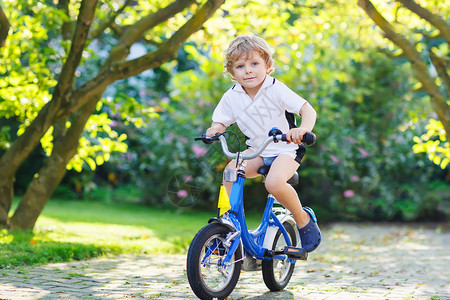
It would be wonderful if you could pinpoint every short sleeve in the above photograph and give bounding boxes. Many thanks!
[212,94,235,127]
[276,81,307,115]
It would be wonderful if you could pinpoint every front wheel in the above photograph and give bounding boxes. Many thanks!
[186,223,242,300]
[262,222,297,291]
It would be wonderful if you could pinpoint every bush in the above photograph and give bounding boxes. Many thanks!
[95,32,449,222]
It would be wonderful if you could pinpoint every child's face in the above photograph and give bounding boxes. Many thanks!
[232,51,271,95]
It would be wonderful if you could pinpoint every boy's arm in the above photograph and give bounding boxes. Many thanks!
[298,102,317,132]
[205,122,226,137]
[286,102,317,144]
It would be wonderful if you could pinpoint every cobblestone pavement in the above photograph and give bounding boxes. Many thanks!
[0,223,449,300]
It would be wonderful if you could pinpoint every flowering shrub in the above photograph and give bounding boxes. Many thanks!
[101,33,448,221]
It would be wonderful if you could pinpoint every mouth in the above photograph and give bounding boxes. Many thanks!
[244,77,256,80]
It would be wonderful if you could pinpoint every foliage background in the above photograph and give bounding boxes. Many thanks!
[1,0,449,223]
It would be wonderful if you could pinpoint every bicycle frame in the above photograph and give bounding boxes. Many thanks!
[199,132,315,268]
[219,172,295,267]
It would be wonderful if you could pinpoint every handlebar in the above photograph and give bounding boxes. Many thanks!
[195,131,316,160]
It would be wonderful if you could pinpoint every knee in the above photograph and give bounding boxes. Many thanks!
[265,177,286,195]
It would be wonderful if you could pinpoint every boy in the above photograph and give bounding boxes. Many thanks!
[205,34,321,252]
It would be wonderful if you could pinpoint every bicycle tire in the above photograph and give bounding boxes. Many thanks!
[261,222,297,291]
[187,223,242,300]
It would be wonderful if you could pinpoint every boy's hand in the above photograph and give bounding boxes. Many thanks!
[205,122,226,137]
[286,127,309,144]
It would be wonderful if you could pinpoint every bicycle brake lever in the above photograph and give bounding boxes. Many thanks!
[194,132,221,144]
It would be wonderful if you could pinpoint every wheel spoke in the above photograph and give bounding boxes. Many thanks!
[199,234,235,292]
[262,222,296,291]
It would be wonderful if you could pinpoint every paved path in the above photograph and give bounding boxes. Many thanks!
[1,223,449,299]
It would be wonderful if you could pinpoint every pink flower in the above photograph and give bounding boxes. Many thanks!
[183,175,193,182]
[347,137,355,144]
[330,155,340,164]
[358,147,370,158]
[164,133,174,143]
[350,175,360,182]
[192,145,207,158]
[343,190,355,198]
[198,99,210,107]
[180,137,188,144]
[177,190,188,198]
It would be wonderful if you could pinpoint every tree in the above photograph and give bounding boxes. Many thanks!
[0,0,225,229]
[0,4,10,47]
[142,0,447,221]
[358,0,450,168]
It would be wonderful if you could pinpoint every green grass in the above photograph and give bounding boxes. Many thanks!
[1,199,261,269]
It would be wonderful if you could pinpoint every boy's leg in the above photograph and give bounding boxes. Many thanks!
[264,154,310,227]
[265,154,321,252]
[222,149,263,197]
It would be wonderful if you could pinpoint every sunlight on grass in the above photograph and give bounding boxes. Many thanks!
[35,218,177,254]
[1,199,261,268]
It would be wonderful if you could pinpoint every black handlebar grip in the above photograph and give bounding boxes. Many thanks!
[302,132,316,146]
[280,132,316,145]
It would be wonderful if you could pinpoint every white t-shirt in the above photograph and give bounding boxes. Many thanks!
[212,75,307,158]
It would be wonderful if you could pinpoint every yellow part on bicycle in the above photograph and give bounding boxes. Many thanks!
[218,185,231,216]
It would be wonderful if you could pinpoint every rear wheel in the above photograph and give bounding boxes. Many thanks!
[187,223,242,300]
[262,222,297,291]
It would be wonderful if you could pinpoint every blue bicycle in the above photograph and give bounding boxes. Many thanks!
[186,129,316,300]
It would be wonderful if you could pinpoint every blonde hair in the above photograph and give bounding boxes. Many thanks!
[224,34,275,76]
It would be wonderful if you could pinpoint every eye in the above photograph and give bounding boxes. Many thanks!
[252,62,259,66]
[236,65,244,69]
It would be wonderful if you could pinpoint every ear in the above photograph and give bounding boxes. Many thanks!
[266,64,273,74]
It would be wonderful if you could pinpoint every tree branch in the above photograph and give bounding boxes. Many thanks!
[0,5,11,48]
[69,0,225,114]
[377,47,405,59]
[53,0,98,108]
[396,0,450,44]
[105,0,196,65]
[114,0,226,78]
[429,49,450,98]
[57,0,74,40]
[358,0,450,140]
[89,0,133,39]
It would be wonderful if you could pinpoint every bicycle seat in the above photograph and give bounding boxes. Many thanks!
[257,165,299,185]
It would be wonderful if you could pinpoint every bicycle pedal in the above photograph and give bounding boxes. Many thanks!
[283,246,308,260]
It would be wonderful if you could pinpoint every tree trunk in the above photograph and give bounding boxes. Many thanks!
[0,0,98,228]
[0,4,10,47]
[10,97,101,229]
[0,178,13,227]
[0,102,63,227]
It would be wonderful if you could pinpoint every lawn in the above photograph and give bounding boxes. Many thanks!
[1,199,261,268]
